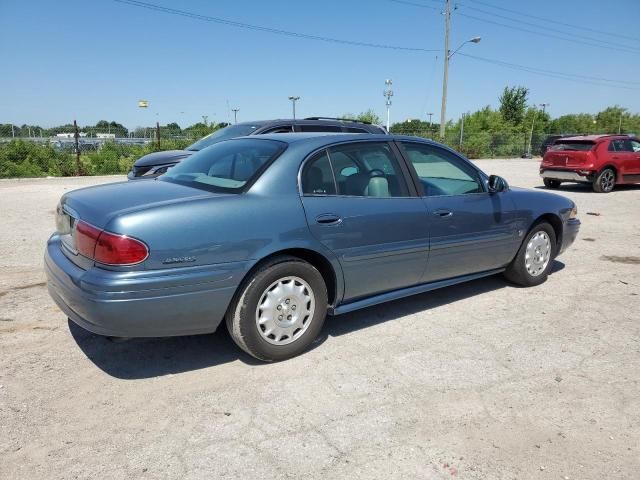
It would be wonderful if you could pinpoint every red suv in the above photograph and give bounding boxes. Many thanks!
[540,135,640,193]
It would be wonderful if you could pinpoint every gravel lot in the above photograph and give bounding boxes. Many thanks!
[1,159,639,479]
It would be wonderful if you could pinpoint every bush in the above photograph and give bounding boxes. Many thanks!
[0,138,194,178]
[0,140,77,177]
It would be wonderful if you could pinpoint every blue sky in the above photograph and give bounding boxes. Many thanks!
[1,0,639,129]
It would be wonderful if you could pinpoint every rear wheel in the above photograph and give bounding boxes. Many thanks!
[543,178,561,189]
[504,222,556,287]
[593,168,615,193]
[226,256,328,362]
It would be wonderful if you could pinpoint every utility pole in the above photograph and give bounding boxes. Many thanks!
[459,113,465,149]
[539,103,549,115]
[11,124,15,138]
[618,112,623,134]
[439,0,451,138]
[232,108,239,124]
[384,80,393,131]
[427,112,433,129]
[526,108,540,158]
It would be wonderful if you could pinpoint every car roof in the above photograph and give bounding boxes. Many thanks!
[235,118,383,129]
[559,134,628,142]
[233,132,445,148]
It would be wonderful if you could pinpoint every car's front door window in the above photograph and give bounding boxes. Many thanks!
[400,142,483,196]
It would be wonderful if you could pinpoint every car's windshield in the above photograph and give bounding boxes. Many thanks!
[551,141,595,152]
[160,138,286,193]
[186,124,261,151]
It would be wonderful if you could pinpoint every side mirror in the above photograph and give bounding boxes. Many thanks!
[488,175,507,193]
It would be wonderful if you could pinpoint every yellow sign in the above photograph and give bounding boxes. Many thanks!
[138,100,149,108]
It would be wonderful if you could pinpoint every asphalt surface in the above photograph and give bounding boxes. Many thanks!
[1,159,639,479]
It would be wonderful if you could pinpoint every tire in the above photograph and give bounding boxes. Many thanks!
[504,222,556,287]
[593,168,615,193]
[543,178,561,189]
[225,256,328,362]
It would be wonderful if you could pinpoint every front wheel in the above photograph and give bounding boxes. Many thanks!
[543,178,561,189]
[593,168,615,193]
[504,222,556,287]
[226,256,328,362]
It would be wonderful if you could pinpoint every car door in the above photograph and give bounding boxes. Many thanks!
[397,141,520,282]
[300,141,430,302]
[626,139,640,179]
[607,138,637,179]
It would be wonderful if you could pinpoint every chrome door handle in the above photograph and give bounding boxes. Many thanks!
[432,209,453,218]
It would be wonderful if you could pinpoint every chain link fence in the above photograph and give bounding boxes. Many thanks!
[0,120,617,178]
[398,130,580,159]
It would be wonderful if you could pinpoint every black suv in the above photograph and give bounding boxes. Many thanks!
[128,117,387,179]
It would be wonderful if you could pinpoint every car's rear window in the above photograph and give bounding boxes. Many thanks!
[550,141,595,152]
[160,138,286,193]
[186,124,261,151]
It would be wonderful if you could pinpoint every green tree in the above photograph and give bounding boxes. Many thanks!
[499,86,529,125]
[341,110,382,125]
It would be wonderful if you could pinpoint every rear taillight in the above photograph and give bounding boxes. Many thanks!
[75,221,102,258]
[74,220,148,265]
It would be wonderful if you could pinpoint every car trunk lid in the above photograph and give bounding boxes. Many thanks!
[55,180,223,269]
[542,140,595,168]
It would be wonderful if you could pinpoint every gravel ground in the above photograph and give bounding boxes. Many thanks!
[1,159,639,479]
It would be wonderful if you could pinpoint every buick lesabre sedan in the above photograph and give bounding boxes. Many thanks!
[46,134,580,361]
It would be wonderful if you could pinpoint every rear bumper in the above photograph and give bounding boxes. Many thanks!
[540,169,594,182]
[45,236,246,337]
[559,218,580,255]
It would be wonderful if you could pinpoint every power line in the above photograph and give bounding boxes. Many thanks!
[460,0,640,44]
[385,0,640,54]
[112,0,438,52]
[386,0,440,11]
[456,3,640,53]
[454,10,640,55]
[457,53,640,90]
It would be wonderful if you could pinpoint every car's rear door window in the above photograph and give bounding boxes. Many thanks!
[609,139,633,152]
[400,142,483,196]
[301,151,337,195]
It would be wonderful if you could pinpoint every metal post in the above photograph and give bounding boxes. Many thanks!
[232,108,239,124]
[156,121,161,149]
[459,114,465,149]
[288,97,300,121]
[11,124,15,138]
[527,109,539,157]
[73,120,82,175]
[439,0,451,138]
[384,80,393,131]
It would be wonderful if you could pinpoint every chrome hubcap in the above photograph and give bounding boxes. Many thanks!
[601,170,615,191]
[525,231,551,277]
[255,276,315,345]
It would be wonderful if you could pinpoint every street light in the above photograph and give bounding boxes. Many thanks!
[384,79,393,131]
[231,109,239,124]
[288,96,300,120]
[439,35,481,138]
